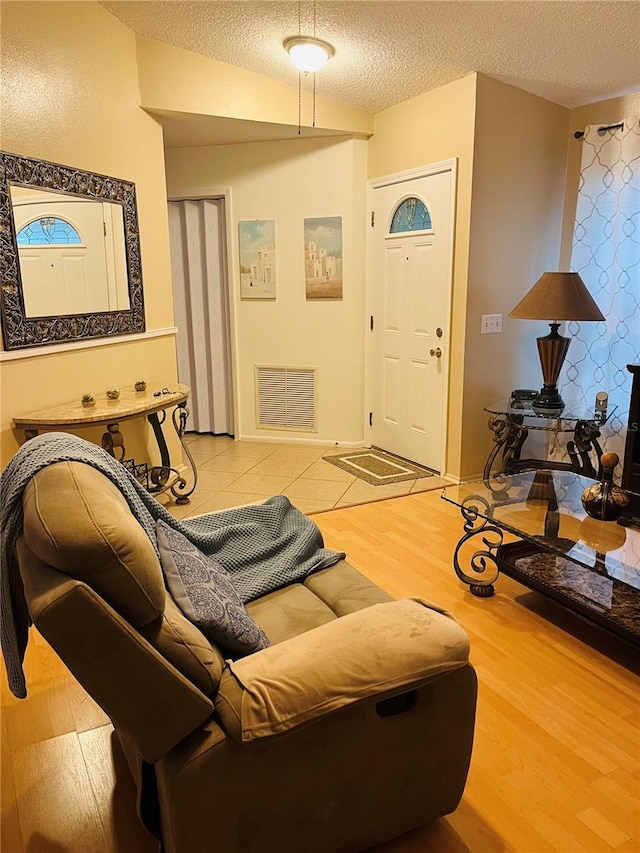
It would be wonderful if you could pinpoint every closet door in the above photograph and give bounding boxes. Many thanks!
[168,199,233,434]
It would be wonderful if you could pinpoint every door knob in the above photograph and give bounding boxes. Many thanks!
[430,347,442,358]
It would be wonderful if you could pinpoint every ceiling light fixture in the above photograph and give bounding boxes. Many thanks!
[286,2,333,134]
[283,36,334,74]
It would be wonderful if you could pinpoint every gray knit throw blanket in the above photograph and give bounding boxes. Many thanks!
[1,432,345,698]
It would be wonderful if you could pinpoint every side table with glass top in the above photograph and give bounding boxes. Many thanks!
[483,397,616,481]
[441,470,640,646]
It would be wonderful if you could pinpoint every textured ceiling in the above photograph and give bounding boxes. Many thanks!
[100,0,640,146]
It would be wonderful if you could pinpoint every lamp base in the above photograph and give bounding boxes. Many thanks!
[531,386,565,414]
[532,323,570,414]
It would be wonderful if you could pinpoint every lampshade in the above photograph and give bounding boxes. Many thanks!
[509,272,605,322]
[509,272,605,412]
[284,36,334,73]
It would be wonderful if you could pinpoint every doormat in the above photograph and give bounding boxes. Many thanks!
[322,448,435,486]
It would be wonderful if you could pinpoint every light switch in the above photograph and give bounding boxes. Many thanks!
[481,314,502,334]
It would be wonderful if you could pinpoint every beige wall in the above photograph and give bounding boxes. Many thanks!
[367,75,477,479]
[367,74,571,479]
[136,36,373,137]
[0,1,179,467]
[462,76,570,478]
[560,91,640,268]
[165,136,368,445]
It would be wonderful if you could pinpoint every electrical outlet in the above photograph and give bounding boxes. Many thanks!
[481,313,502,334]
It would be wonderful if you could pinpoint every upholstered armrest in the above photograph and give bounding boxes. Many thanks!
[215,598,470,743]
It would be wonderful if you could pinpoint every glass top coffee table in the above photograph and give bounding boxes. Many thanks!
[441,470,640,646]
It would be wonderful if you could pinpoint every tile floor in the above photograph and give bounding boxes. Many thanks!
[160,434,450,519]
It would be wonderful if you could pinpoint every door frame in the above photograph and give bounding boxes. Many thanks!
[365,159,457,475]
[167,188,239,437]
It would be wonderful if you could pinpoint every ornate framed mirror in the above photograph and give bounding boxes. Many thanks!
[0,151,145,350]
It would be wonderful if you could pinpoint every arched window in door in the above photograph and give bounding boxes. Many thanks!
[389,197,432,233]
[16,216,82,246]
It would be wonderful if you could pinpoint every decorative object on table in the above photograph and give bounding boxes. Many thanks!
[81,393,95,408]
[581,452,631,521]
[304,216,343,299]
[134,379,147,392]
[509,388,538,409]
[510,388,538,403]
[594,390,608,418]
[508,271,605,413]
[106,387,120,400]
[238,220,276,299]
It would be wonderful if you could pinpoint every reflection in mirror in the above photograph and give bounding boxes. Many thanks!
[10,186,130,317]
[0,151,145,350]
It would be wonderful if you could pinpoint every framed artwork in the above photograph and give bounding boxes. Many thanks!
[304,216,343,299]
[238,220,276,299]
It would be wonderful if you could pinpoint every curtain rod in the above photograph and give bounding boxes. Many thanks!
[574,121,624,140]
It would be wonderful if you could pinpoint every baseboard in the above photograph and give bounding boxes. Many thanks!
[237,433,365,448]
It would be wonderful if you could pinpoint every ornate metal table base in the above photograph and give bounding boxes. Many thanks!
[453,495,504,597]
[483,414,528,481]
[102,423,126,461]
[147,403,198,504]
[100,402,197,504]
[484,412,604,481]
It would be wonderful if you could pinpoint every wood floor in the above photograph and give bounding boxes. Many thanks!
[2,489,639,852]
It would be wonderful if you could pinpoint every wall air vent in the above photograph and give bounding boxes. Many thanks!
[256,365,317,432]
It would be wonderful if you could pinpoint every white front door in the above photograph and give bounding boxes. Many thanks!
[370,165,454,472]
[12,196,110,316]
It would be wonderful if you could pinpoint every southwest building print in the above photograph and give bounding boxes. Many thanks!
[238,220,276,299]
[304,216,343,299]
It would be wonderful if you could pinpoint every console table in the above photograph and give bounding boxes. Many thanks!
[483,397,615,481]
[13,382,198,504]
[442,470,639,646]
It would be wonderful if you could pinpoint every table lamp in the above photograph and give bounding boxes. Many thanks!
[509,272,605,412]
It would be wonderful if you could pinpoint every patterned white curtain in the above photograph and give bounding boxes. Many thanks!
[561,115,640,457]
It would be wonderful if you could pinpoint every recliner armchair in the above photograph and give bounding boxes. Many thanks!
[15,459,477,852]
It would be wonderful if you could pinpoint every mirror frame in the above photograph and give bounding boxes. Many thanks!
[0,151,145,350]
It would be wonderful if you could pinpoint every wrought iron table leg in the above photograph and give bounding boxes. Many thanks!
[101,422,125,461]
[146,405,197,505]
[483,414,528,481]
[567,419,602,479]
[170,403,198,505]
[453,495,504,597]
[482,415,529,492]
